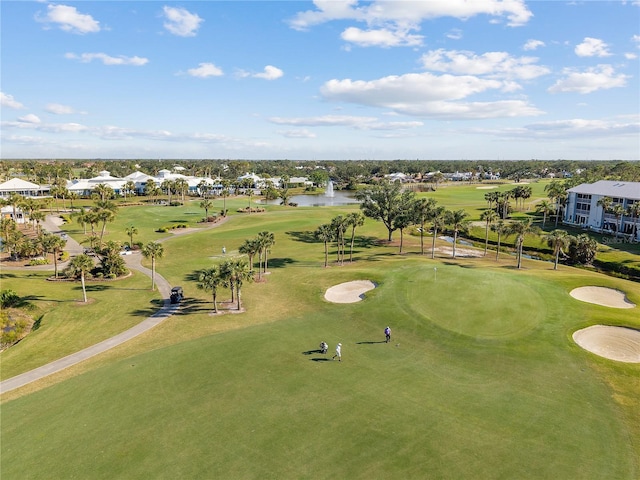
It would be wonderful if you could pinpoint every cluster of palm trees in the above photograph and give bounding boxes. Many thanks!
[196,258,254,313]
[483,185,532,220]
[238,231,276,279]
[597,196,640,238]
[74,196,119,248]
[314,212,365,267]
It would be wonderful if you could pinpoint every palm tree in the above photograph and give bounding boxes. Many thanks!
[174,178,189,203]
[197,266,223,313]
[345,211,365,262]
[257,231,275,274]
[491,220,508,261]
[31,210,46,234]
[200,199,214,221]
[220,187,230,216]
[222,258,253,310]
[65,254,94,303]
[279,188,291,206]
[314,224,334,267]
[508,218,540,269]
[93,200,118,245]
[545,180,567,227]
[480,209,499,256]
[428,206,447,259]
[161,179,175,204]
[68,191,79,210]
[141,242,164,291]
[445,209,469,258]
[124,180,137,199]
[330,215,348,264]
[596,196,613,229]
[412,198,436,255]
[93,183,114,202]
[484,191,499,212]
[7,192,23,223]
[42,233,67,278]
[125,225,138,248]
[611,204,626,236]
[627,202,640,240]
[543,229,571,270]
[239,238,260,272]
[536,200,554,228]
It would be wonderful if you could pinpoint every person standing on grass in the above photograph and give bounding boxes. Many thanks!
[332,343,342,361]
[385,326,391,343]
[320,341,328,354]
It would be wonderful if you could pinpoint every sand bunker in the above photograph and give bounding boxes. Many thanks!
[573,325,640,363]
[476,186,498,189]
[570,286,636,309]
[324,280,376,303]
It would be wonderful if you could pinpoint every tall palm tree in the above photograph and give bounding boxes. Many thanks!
[124,180,137,199]
[543,229,571,270]
[491,219,508,261]
[596,196,613,229]
[536,199,554,228]
[125,225,138,248]
[239,238,260,272]
[330,215,348,264]
[345,211,365,262]
[222,258,253,311]
[314,223,334,267]
[200,199,214,220]
[141,242,164,291]
[480,209,499,256]
[428,206,447,259]
[412,198,436,255]
[627,202,640,240]
[93,200,118,245]
[445,209,469,258]
[545,180,567,227]
[93,183,114,202]
[65,254,94,303]
[174,178,189,203]
[508,218,540,269]
[161,179,175,204]
[611,204,626,236]
[42,233,67,278]
[484,191,499,212]
[197,266,223,313]
[257,231,275,274]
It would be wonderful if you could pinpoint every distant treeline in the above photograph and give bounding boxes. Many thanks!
[2,158,639,185]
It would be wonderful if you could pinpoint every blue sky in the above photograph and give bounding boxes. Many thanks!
[1,1,639,160]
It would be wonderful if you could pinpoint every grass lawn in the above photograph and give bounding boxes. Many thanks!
[2,194,639,479]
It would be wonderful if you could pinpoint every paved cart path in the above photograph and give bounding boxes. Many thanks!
[0,214,230,394]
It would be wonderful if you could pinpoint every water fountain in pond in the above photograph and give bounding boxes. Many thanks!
[325,180,335,197]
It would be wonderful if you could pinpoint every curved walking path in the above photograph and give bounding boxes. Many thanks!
[0,214,230,395]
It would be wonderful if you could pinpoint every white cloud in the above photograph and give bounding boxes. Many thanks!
[187,63,224,78]
[523,39,545,51]
[548,64,628,94]
[271,115,421,131]
[289,0,532,31]
[162,6,203,37]
[18,114,41,124]
[341,26,423,47]
[45,103,85,115]
[633,34,640,47]
[65,52,149,66]
[575,37,611,57]
[278,129,317,138]
[624,52,638,59]
[253,65,284,80]
[36,4,100,34]
[1,92,25,109]
[446,29,463,40]
[479,117,639,140]
[420,49,550,80]
[320,73,543,119]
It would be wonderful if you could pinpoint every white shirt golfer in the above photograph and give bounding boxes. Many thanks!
[333,343,342,361]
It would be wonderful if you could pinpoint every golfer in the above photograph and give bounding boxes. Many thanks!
[332,343,342,362]
[320,341,328,354]
[385,326,391,343]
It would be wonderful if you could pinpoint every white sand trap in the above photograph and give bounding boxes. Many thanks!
[324,280,376,303]
[573,325,640,363]
[476,186,498,189]
[570,286,636,309]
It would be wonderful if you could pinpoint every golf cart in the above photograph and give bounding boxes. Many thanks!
[170,286,183,304]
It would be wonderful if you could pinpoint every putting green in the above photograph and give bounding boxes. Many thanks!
[396,266,545,340]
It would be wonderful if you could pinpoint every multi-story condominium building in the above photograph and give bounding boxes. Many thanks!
[564,180,640,239]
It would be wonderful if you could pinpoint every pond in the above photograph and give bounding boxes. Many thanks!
[259,190,359,207]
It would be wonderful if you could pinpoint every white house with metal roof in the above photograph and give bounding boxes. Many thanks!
[564,180,640,238]
[0,178,49,198]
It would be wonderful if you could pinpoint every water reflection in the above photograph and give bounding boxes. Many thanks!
[260,190,359,207]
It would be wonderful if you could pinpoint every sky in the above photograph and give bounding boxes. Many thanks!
[1,1,639,161]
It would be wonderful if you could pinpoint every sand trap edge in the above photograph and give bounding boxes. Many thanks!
[573,325,640,363]
[324,280,377,304]
[569,286,636,309]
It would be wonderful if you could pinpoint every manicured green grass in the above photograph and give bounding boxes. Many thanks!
[2,194,639,478]
[0,271,158,379]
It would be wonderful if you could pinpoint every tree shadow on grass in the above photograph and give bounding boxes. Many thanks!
[129,298,166,317]
[286,230,317,244]
[310,358,331,362]
[267,257,297,269]
[441,261,479,269]
[172,297,216,316]
[82,284,112,292]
